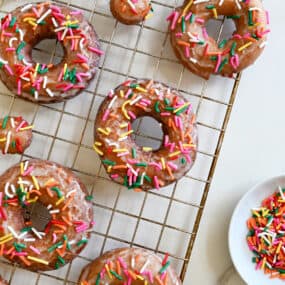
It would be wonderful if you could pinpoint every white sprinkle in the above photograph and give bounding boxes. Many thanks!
[9,37,17,48]
[235,0,241,10]
[193,0,210,3]
[22,58,32,67]
[5,182,16,198]
[0,58,8,65]
[21,4,33,12]
[127,0,136,11]
[190,57,197,64]
[24,160,29,171]
[140,172,146,185]
[10,118,15,128]
[79,38,85,50]
[49,209,60,214]
[43,76,47,89]
[32,228,43,239]
[140,259,149,273]
[259,41,267,49]
[54,26,66,33]
[66,189,76,198]
[17,180,31,186]
[219,0,224,6]
[47,204,53,210]
[131,255,135,268]
[34,90,39,100]
[8,226,19,238]
[18,29,24,41]
[279,186,285,200]
[4,131,11,154]
[118,136,128,142]
[108,95,117,109]
[249,7,262,12]
[46,88,54,97]
[51,17,59,28]
[24,238,36,242]
[130,95,142,105]
[61,27,68,41]
[37,9,52,24]
[18,231,28,240]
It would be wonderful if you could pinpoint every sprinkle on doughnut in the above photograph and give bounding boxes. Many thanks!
[0,2,103,103]
[0,116,33,155]
[79,247,182,285]
[0,160,94,271]
[94,79,198,191]
[246,186,285,280]
[168,0,270,79]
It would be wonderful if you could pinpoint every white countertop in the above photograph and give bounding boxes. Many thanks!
[185,1,284,284]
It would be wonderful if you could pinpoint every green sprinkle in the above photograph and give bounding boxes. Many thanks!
[48,241,63,253]
[132,148,136,158]
[247,229,255,237]
[68,24,79,29]
[13,242,26,252]
[159,261,170,274]
[135,162,147,167]
[190,14,195,23]
[76,239,88,247]
[210,55,218,61]
[16,41,26,61]
[165,106,175,111]
[218,39,227,49]
[130,83,138,88]
[181,157,186,164]
[230,42,237,56]
[110,270,123,280]
[176,105,189,116]
[278,269,285,274]
[102,159,116,166]
[11,141,16,148]
[248,10,254,26]
[2,116,9,129]
[206,4,215,9]
[21,227,32,233]
[95,274,101,285]
[181,16,186,33]
[164,98,170,105]
[144,175,152,183]
[226,15,241,19]
[51,187,63,198]
[218,58,228,73]
[9,16,17,27]
[85,195,93,201]
[0,62,3,69]
[154,101,160,113]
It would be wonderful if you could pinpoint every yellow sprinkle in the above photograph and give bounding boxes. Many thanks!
[105,264,112,279]
[182,0,193,15]
[168,151,181,157]
[20,162,24,175]
[183,143,196,148]
[32,176,40,190]
[276,241,282,254]
[107,166,112,173]
[0,234,13,241]
[27,197,39,204]
[93,145,103,156]
[113,149,128,153]
[0,138,6,142]
[27,256,49,265]
[144,281,148,285]
[145,13,153,20]
[137,275,144,280]
[238,42,253,52]
[120,90,124,98]
[213,8,218,19]
[136,86,147,93]
[161,158,166,170]
[143,147,152,152]
[94,141,102,146]
[278,199,285,203]
[97,128,111,136]
[63,63,68,75]
[28,20,37,27]
[56,196,65,206]
[261,257,266,270]
[252,210,260,217]
[120,123,128,128]
[173,102,191,114]
[122,100,131,120]
[0,236,13,245]
[23,17,36,22]
[18,177,24,192]
[34,63,39,77]
[120,130,134,138]
[20,125,34,131]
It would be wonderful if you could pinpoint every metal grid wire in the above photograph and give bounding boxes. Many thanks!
[0,0,241,284]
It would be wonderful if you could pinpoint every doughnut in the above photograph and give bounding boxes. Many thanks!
[0,116,33,155]
[0,276,7,285]
[79,247,182,285]
[110,0,151,25]
[0,2,103,103]
[168,0,270,79]
[94,79,197,191]
[0,159,94,271]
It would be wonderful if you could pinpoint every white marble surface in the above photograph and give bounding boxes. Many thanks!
[184,1,284,284]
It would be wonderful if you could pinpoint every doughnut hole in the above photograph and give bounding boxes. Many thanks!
[205,17,236,43]
[131,116,164,151]
[23,201,51,232]
[32,38,64,65]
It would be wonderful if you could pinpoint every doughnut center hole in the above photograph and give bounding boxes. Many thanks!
[23,201,51,232]
[131,116,164,151]
[32,38,64,65]
[205,18,236,43]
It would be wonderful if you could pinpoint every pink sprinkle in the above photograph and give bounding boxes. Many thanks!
[175,32,183,37]
[30,246,41,255]
[185,46,190,58]
[125,88,132,98]
[23,166,34,177]
[88,46,104,55]
[149,162,162,171]
[118,257,127,269]
[0,192,2,207]
[14,252,28,257]
[185,12,192,21]
[76,74,83,82]
[154,176,160,190]
[214,54,222,73]
[16,120,26,132]
[171,11,179,30]
[70,10,82,15]
[117,151,129,157]
[202,27,209,40]
[266,11,270,25]
[6,47,15,52]
[167,162,178,170]
[32,7,40,17]
[160,112,171,116]
[111,174,119,179]
[50,5,61,13]
[164,135,169,147]
[128,111,136,120]
[102,110,110,122]
[196,18,204,24]
[4,64,13,76]
[232,34,242,39]
[230,54,239,70]
[17,79,21,95]
[170,143,175,152]
[148,271,154,283]
[63,83,74,92]
[128,174,133,186]
[77,53,88,62]
[58,70,63,82]
[52,233,57,243]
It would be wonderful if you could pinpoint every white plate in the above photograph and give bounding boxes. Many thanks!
[229,175,285,285]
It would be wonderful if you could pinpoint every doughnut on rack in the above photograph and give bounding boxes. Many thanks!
[0,0,241,284]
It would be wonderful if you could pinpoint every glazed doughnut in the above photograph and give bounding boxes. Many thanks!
[79,247,182,285]
[0,159,93,271]
[0,276,7,285]
[110,0,151,25]
[0,2,103,103]
[94,79,197,191]
[168,0,270,79]
[0,116,33,155]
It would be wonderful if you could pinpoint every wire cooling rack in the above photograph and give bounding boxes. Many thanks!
[0,0,242,284]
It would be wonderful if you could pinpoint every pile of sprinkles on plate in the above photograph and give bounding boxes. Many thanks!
[246,186,285,280]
